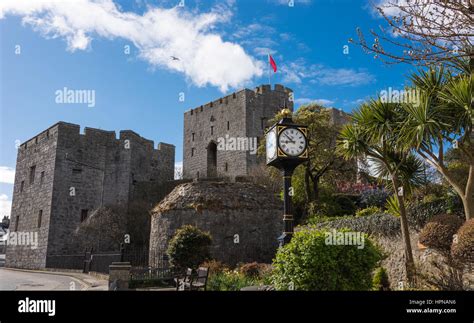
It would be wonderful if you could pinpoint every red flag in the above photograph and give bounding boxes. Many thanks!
[268,54,277,73]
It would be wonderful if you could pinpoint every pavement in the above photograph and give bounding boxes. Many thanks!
[0,267,109,291]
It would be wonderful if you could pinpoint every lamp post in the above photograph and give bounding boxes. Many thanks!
[266,109,309,246]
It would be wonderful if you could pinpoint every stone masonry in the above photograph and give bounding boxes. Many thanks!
[149,181,283,267]
[6,122,174,269]
[183,84,293,180]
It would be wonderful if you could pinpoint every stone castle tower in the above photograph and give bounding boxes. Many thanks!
[183,84,293,180]
[6,122,174,269]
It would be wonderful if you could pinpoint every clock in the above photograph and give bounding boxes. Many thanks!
[266,127,277,162]
[278,128,306,157]
[266,121,308,168]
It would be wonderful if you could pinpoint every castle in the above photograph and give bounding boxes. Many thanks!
[183,84,293,179]
[6,83,350,269]
[6,122,174,269]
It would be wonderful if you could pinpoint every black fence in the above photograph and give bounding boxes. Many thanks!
[45,246,170,275]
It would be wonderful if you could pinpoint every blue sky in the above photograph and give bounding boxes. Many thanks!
[0,0,415,216]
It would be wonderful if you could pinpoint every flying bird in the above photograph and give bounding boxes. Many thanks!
[170,56,180,61]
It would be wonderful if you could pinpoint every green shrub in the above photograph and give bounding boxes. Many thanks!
[200,259,229,275]
[356,206,382,217]
[419,214,464,251]
[238,262,271,279]
[422,194,442,204]
[166,225,212,271]
[271,227,382,290]
[318,194,357,217]
[207,270,259,291]
[372,267,390,291]
[407,197,463,230]
[360,189,389,208]
[385,195,401,217]
[314,213,400,237]
[451,219,474,264]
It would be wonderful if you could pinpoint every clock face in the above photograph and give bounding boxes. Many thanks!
[266,128,277,162]
[278,128,306,156]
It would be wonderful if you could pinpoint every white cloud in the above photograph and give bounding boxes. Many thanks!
[0,194,12,217]
[295,98,335,106]
[0,166,15,184]
[272,0,312,5]
[281,59,375,86]
[253,47,277,56]
[0,0,263,92]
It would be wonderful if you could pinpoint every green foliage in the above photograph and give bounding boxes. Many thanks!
[451,219,474,264]
[271,227,382,290]
[313,213,401,237]
[419,214,464,251]
[372,267,390,291]
[356,206,382,217]
[320,194,358,217]
[166,225,212,271]
[206,270,258,291]
[407,197,463,230]
[200,260,229,275]
[360,189,390,208]
[422,194,442,204]
[385,195,401,217]
[238,262,271,279]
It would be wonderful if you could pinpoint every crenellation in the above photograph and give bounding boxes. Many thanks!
[183,84,293,180]
[6,121,174,269]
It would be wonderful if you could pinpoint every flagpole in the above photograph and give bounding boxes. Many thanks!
[268,54,271,87]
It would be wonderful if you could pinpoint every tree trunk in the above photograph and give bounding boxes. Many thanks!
[425,158,473,221]
[312,176,320,203]
[461,194,474,221]
[392,175,416,286]
[304,166,312,203]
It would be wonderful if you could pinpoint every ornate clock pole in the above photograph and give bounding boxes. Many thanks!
[266,109,309,246]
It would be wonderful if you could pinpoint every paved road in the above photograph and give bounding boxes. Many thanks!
[0,268,88,290]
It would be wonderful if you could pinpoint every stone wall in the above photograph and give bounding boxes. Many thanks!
[183,84,293,180]
[6,121,175,269]
[149,181,284,267]
[6,124,59,269]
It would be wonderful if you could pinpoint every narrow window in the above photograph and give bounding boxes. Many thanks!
[38,210,43,228]
[225,162,228,172]
[211,126,214,135]
[40,171,45,185]
[29,165,36,184]
[80,209,88,222]
[15,216,19,231]
[192,133,195,141]
[197,171,200,178]
[191,148,195,157]
[227,121,230,131]
[20,181,25,193]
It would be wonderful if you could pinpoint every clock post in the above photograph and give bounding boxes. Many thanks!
[265,109,309,247]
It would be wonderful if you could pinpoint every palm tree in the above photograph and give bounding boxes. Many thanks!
[399,67,473,220]
[337,99,423,284]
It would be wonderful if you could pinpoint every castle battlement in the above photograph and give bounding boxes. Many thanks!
[183,84,293,180]
[7,121,175,269]
[184,84,293,117]
[19,122,174,155]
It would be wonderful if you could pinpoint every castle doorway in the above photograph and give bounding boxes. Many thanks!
[207,141,217,178]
